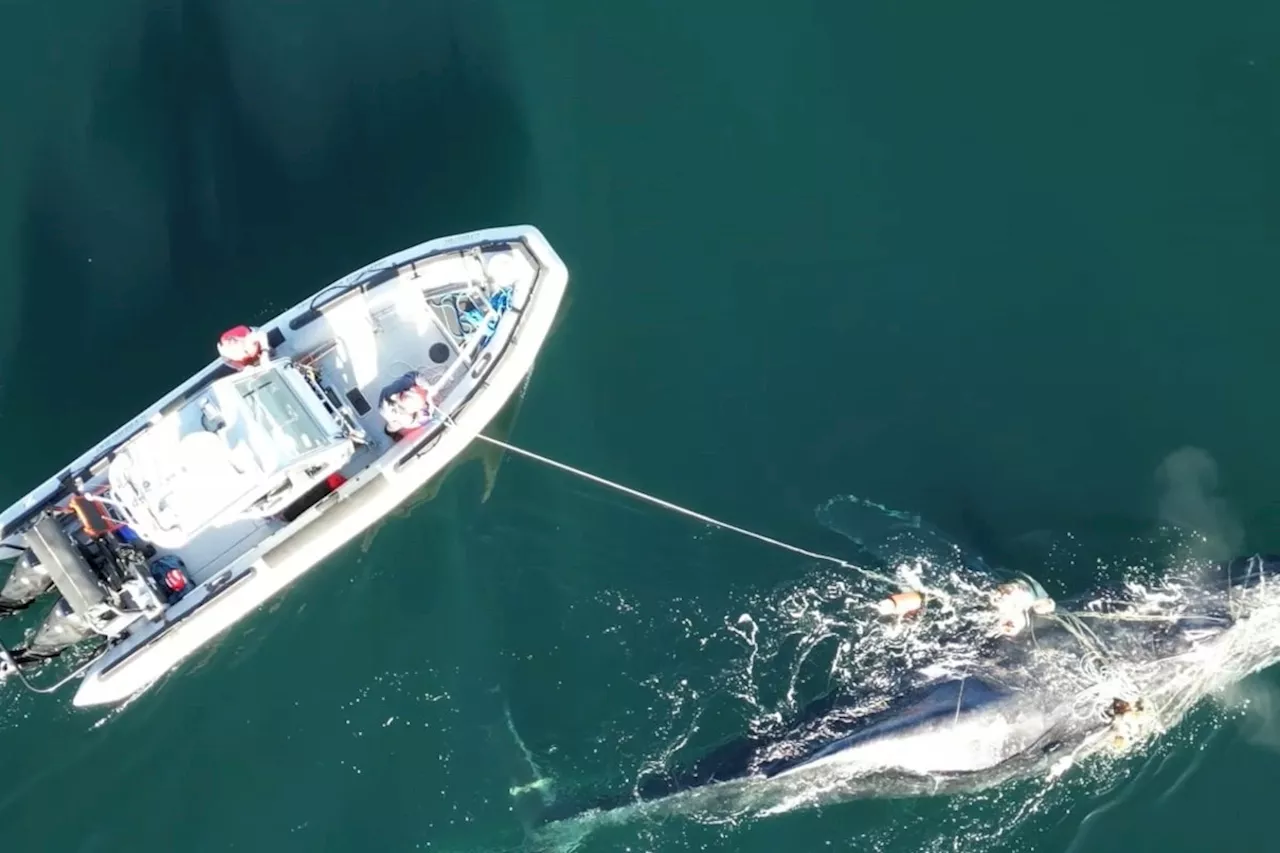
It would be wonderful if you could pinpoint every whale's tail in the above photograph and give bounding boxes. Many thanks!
[497,702,560,835]
[522,681,914,829]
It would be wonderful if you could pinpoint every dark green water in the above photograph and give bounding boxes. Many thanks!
[3,0,1280,849]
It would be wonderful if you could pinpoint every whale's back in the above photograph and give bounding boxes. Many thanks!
[766,678,1054,780]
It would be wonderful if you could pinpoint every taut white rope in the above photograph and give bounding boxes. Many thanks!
[475,434,898,587]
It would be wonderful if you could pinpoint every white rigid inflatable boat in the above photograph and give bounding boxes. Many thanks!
[0,225,568,707]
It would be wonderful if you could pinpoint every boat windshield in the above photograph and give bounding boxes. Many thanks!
[230,371,331,473]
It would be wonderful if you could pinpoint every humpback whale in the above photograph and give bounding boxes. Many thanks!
[532,553,1280,828]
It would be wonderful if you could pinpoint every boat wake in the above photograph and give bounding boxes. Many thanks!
[512,489,1280,853]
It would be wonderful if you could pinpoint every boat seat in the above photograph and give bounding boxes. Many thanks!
[395,275,437,336]
[322,294,380,388]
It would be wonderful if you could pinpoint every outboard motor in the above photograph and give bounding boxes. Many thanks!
[0,550,53,617]
[8,597,97,666]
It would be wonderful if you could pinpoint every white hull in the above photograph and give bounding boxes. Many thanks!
[0,225,568,707]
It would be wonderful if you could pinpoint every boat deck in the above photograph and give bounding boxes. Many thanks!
[70,464,281,587]
[284,244,539,455]
[133,244,540,585]
[164,517,277,585]
[304,282,461,457]
[1,236,544,617]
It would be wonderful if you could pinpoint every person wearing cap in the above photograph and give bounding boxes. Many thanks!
[217,325,271,370]
[379,373,439,437]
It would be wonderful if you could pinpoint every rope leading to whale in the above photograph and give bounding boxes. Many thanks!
[405,288,899,590]
[473,433,902,589]
[464,419,1220,748]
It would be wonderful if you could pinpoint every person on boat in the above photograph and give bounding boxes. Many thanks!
[379,373,439,437]
[217,325,271,370]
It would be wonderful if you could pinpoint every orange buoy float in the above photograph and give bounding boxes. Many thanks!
[874,590,924,617]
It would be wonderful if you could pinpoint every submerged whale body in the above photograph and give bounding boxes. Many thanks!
[538,554,1280,824]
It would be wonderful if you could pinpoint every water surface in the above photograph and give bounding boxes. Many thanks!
[2,1,1280,850]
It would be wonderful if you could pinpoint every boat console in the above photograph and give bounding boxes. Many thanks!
[108,359,356,549]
